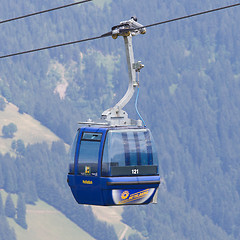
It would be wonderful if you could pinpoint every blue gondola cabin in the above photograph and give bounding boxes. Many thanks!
[67,126,160,206]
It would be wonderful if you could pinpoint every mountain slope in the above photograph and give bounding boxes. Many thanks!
[0,99,60,155]
[1,190,95,240]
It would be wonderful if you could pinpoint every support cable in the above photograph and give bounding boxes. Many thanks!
[0,0,92,25]
[0,2,240,59]
[0,35,104,59]
[142,2,240,30]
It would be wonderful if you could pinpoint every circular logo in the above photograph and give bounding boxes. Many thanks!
[121,191,129,200]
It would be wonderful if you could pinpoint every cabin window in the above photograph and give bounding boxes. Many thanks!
[102,129,158,176]
[76,132,102,176]
[68,130,79,174]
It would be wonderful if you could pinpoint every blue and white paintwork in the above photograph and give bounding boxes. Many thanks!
[67,126,160,206]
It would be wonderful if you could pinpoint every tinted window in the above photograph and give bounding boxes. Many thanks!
[77,132,102,176]
[68,130,79,174]
[70,130,79,162]
[82,132,102,141]
[102,129,158,176]
[79,141,101,163]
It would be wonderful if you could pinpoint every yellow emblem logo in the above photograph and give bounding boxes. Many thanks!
[121,191,129,200]
[119,189,150,204]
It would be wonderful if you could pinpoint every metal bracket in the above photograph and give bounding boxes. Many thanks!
[133,61,144,72]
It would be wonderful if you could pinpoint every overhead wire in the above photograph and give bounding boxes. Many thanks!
[142,2,240,30]
[0,35,105,59]
[0,0,92,25]
[0,2,240,59]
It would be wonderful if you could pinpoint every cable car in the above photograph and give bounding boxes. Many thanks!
[67,126,160,205]
[67,17,160,205]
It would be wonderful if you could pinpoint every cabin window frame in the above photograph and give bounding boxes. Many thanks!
[101,129,159,177]
[75,131,103,177]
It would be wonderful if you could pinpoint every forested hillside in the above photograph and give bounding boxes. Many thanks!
[0,0,240,239]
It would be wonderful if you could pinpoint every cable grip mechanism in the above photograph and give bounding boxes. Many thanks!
[111,17,146,39]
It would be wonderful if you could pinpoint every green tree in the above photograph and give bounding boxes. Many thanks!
[51,140,66,156]
[5,194,16,218]
[0,97,6,111]
[0,192,3,216]
[0,162,4,188]
[11,139,25,156]
[2,123,17,138]
[4,167,17,193]
[11,140,17,150]
[3,154,17,193]
[25,181,38,205]
[0,215,17,240]
[2,86,12,102]
[128,233,143,240]
[18,101,28,114]
[16,194,27,229]
[16,139,25,156]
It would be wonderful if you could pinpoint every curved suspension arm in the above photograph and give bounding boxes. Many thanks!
[101,18,145,126]
[114,35,138,110]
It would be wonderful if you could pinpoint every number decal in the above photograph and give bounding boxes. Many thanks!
[131,169,139,174]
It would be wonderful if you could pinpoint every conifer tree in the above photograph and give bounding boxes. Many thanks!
[0,215,17,240]
[5,194,16,218]
[4,168,17,193]
[0,97,6,111]
[16,194,27,229]
[25,181,38,205]
[16,139,25,156]
[0,164,4,189]
[0,192,4,216]
[17,173,25,193]
[3,154,17,193]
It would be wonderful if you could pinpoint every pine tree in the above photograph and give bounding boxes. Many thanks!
[128,233,143,240]
[0,215,17,240]
[0,192,4,216]
[16,139,25,156]
[5,194,16,218]
[16,194,27,229]
[25,181,38,205]
[0,163,4,189]
[0,97,6,111]
[3,154,17,193]
[16,172,25,193]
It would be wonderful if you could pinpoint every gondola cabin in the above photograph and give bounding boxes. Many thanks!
[67,126,160,206]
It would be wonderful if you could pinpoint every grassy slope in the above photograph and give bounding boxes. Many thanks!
[1,190,95,240]
[91,206,139,240]
[0,101,60,155]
